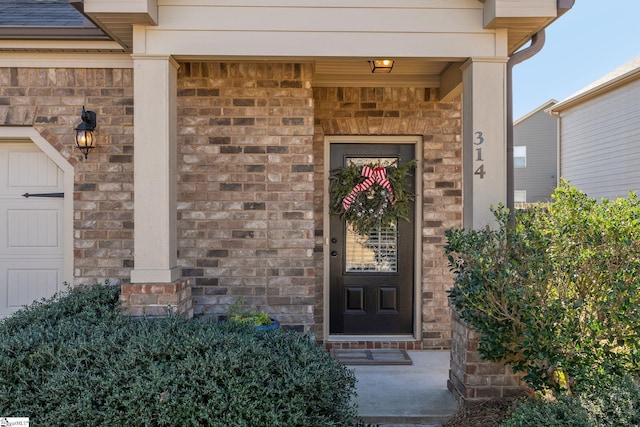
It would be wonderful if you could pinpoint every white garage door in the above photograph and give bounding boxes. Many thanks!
[0,143,64,317]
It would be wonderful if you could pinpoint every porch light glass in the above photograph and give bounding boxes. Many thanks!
[74,106,96,159]
[369,59,394,73]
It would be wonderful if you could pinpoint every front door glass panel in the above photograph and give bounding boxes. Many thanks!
[345,223,398,272]
[344,156,398,273]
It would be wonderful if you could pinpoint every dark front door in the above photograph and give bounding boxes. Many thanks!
[329,143,415,335]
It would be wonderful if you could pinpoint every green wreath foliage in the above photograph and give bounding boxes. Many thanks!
[329,160,416,236]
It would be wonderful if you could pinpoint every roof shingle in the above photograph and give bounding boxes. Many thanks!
[0,0,88,27]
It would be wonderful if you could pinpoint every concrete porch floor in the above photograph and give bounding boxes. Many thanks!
[352,350,459,426]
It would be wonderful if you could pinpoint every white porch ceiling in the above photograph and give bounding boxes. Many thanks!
[312,58,452,88]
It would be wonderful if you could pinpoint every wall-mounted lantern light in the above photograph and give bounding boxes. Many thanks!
[368,59,394,73]
[74,106,96,159]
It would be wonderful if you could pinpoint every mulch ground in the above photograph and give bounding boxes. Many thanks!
[442,398,520,427]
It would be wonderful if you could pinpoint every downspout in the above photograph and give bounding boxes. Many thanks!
[506,0,575,212]
[507,30,546,212]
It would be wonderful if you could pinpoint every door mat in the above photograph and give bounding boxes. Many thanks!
[330,349,412,365]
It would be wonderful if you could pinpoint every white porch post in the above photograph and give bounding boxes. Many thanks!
[449,57,525,406]
[130,55,180,284]
[461,58,508,229]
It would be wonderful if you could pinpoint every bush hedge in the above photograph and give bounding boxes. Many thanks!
[499,374,640,427]
[446,183,640,394]
[0,284,361,426]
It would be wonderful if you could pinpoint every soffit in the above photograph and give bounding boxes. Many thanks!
[171,55,454,89]
[479,0,561,52]
[499,17,556,53]
[82,13,155,52]
[312,58,451,88]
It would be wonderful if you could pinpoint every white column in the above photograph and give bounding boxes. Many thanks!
[461,58,508,229]
[130,55,180,283]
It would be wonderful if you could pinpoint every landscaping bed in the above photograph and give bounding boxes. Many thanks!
[443,398,518,427]
[0,284,361,426]
[444,374,640,427]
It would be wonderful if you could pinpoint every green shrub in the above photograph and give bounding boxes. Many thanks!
[499,374,640,427]
[0,285,361,426]
[226,296,274,326]
[578,374,640,426]
[498,395,592,427]
[446,182,640,394]
[0,281,121,334]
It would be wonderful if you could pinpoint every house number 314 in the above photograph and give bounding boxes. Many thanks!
[474,131,486,179]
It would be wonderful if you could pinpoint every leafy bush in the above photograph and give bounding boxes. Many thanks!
[499,374,640,427]
[578,374,640,426]
[446,183,640,394]
[0,285,361,426]
[498,394,592,427]
[226,296,274,326]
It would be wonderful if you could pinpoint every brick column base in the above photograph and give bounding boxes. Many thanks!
[120,279,193,318]
[448,308,528,407]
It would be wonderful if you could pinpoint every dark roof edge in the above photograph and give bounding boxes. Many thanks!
[0,27,110,41]
[68,0,119,43]
[514,99,558,125]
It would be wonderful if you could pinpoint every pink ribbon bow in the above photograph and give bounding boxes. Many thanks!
[342,166,395,211]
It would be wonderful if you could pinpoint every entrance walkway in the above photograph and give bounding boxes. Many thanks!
[352,350,458,426]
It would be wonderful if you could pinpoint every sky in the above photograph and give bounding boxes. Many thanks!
[512,0,640,120]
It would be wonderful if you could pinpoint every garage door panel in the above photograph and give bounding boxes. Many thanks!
[7,268,60,309]
[8,209,60,248]
[0,200,63,255]
[7,149,61,191]
[0,262,62,317]
[0,142,66,318]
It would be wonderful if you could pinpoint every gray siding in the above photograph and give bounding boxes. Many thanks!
[514,106,558,202]
[560,79,640,200]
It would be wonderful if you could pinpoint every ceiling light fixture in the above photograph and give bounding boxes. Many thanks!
[369,59,394,73]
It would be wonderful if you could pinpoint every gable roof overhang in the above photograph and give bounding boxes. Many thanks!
[0,0,572,99]
[79,0,567,57]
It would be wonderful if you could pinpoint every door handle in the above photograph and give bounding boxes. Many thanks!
[22,192,64,198]
[331,250,338,257]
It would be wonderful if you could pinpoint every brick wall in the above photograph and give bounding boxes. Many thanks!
[313,87,462,348]
[176,62,316,330]
[120,280,192,317]
[448,309,529,405]
[1,64,462,347]
[0,67,134,285]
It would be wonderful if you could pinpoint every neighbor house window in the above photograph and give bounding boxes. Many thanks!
[514,146,527,168]
[514,190,527,204]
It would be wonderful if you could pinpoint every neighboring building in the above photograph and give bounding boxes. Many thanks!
[513,100,559,204]
[0,0,573,404]
[550,55,640,200]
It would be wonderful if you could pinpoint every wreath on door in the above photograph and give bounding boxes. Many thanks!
[329,159,416,236]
